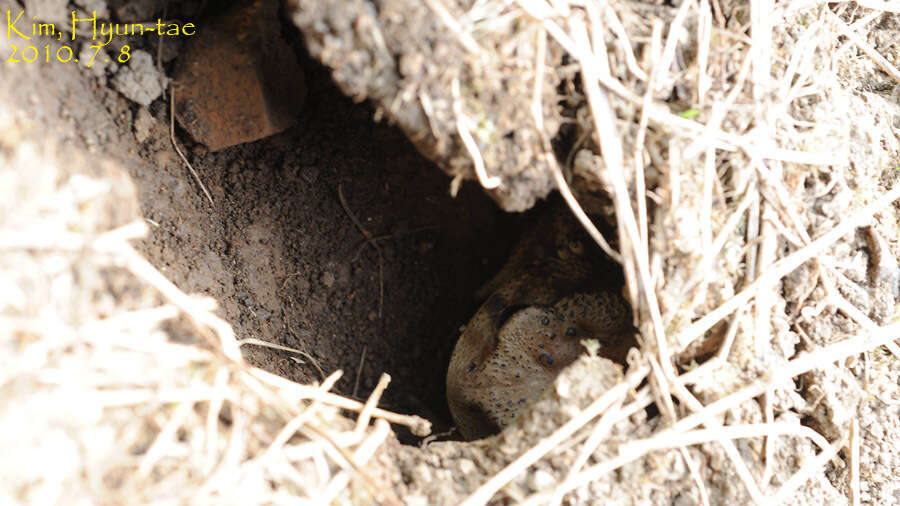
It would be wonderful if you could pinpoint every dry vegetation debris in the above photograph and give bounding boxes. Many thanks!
[3,0,900,504]
[293,0,900,503]
[0,108,426,504]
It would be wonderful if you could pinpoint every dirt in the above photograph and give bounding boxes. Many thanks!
[5,0,900,504]
[289,0,568,212]
[0,0,528,437]
[137,54,527,431]
[286,2,900,504]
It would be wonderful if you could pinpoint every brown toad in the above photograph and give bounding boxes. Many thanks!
[446,205,635,440]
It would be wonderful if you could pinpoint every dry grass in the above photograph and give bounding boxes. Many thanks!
[0,112,427,504]
[4,0,900,504]
[429,0,900,504]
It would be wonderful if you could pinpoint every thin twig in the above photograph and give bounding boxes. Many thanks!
[451,78,502,189]
[424,0,487,57]
[571,16,679,425]
[169,86,214,206]
[755,200,779,487]
[826,9,900,84]
[546,133,623,265]
[523,387,655,505]
[237,337,326,381]
[619,423,830,461]
[632,18,661,259]
[750,0,774,97]
[697,0,712,104]
[602,5,648,82]
[351,226,439,262]
[462,365,650,506]
[548,313,900,499]
[674,184,900,350]
[769,430,846,503]
[531,26,622,264]
[353,345,368,398]
[818,264,900,362]
[679,445,712,506]
[337,184,384,318]
[205,367,228,473]
[851,418,861,506]
[301,422,402,506]
[138,400,193,476]
[250,368,432,436]
[853,0,900,13]
[356,373,390,434]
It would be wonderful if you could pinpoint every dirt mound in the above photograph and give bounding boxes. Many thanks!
[3,0,900,504]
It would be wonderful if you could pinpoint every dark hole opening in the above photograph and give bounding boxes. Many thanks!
[123,5,532,443]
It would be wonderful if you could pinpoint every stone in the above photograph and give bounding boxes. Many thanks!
[111,49,165,106]
[133,107,155,143]
[78,44,111,84]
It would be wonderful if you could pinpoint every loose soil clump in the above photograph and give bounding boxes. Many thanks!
[3,0,900,504]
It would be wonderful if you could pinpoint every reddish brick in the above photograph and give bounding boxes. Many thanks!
[173,0,305,151]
